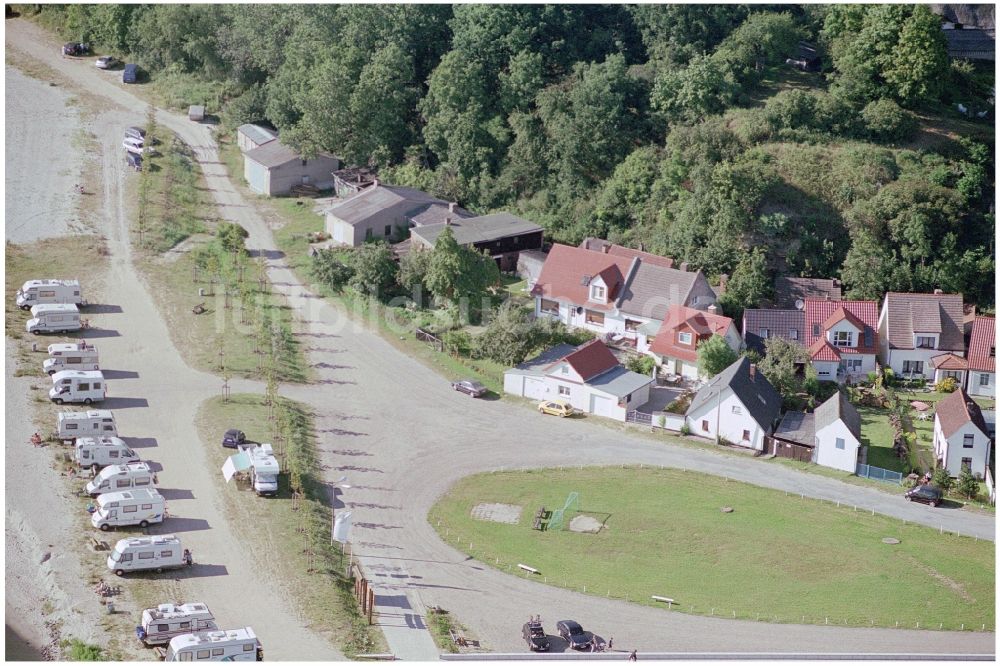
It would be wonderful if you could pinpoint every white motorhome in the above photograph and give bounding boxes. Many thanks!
[136,603,217,647]
[58,410,118,441]
[76,436,138,470]
[164,628,262,662]
[44,342,99,374]
[106,534,192,576]
[50,370,105,404]
[16,278,84,309]
[91,488,165,531]
[86,460,154,496]
[26,303,81,334]
[244,444,279,496]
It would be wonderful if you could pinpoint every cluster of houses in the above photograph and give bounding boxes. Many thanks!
[235,125,995,483]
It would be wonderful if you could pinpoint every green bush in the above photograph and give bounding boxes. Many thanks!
[442,329,473,357]
[931,466,953,492]
[861,98,918,143]
[62,639,103,661]
[217,222,249,253]
[626,354,656,376]
[935,377,958,393]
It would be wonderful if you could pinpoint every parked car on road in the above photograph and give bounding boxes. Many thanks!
[124,126,146,142]
[538,400,574,418]
[95,55,120,69]
[123,63,139,84]
[555,620,589,650]
[62,42,89,56]
[222,429,246,449]
[522,619,549,652]
[451,379,487,398]
[904,484,943,507]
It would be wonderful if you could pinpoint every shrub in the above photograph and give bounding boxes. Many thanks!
[442,329,472,357]
[311,250,354,292]
[217,222,249,253]
[935,377,958,393]
[957,465,980,500]
[931,466,953,492]
[679,421,692,436]
[62,639,103,661]
[626,354,656,376]
[763,89,818,131]
[861,98,918,143]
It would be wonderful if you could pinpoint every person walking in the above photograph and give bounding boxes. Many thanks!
[608,637,613,651]
[628,649,637,661]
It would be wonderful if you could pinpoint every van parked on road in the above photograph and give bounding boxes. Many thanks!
[123,63,139,83]
[86,460,154,496]
[136,602,217,647]
[27,303,81,335]
[245,444,279,496]
[75,436,137,470]
[50,370,105,404]
[91,488,165,531]
[44,342,99,374]
[58,410,117,441]
[16,278,84,309]
[164,628,262,662]
[106,534,192,576]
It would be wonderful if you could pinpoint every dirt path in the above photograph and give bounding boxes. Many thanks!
[7,17,994,659]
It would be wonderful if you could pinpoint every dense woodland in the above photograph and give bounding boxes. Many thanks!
[27,4,996,311]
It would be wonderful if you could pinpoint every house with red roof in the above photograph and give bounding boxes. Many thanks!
[531,243,717,346]
[502,339,653,421]
[877,291,966,381]
[965,315,995,398]
[933,388,992,477]
[803,299,880,383]
[644,304,741,379]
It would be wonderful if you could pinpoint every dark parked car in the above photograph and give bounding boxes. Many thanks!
[62,42,89,56]
[222,429,246,449]
[905,484,943,507]
[123,63,139,84]
[556,620,589,650]
[126,151,142,171]
[451,379,487,398]
[522,619,549,652]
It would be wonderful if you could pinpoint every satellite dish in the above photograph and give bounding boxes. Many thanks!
[794,299,804,310]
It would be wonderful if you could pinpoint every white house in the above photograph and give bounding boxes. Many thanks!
[966,315,995,398]
[803,300,879,383]
[772,392,862,473]
[933,388,992,478]
[685,357,782,451]
[645,304,742,380]
[878,291,966,381]
[503,340,653,422]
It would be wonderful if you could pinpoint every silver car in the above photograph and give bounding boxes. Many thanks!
[95,56,120,69]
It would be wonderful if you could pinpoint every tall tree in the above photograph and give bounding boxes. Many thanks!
[697,335,739,377]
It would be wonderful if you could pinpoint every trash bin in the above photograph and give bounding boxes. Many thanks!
[106,602,115,614]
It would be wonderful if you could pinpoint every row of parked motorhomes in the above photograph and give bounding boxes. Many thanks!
[135,601,261,661]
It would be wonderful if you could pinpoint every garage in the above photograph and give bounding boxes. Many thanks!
[589,393,616,419]
[523,377,548,401]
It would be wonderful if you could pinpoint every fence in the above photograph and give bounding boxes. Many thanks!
[415,327,443,352]
[856,463,903,484]
[626,411,684,432]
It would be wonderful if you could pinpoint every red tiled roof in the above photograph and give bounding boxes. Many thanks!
[883,292,965,351]
[804,299,879,354]
[551,339,620,381]
[967,315,995,373]
[823,306,866,332]
[531,244,633,312]
[808,338,842,362]
[649,305,734,362]
[931,353,969,370]
[936,388,989,439]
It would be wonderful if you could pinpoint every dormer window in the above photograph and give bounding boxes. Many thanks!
[831,331,852,347]
[560,365,568,374]
[789,329,798,340]
[916,336,935,349]
[759,328,769,339]
[678,332,693,345]
[591,285,605,301]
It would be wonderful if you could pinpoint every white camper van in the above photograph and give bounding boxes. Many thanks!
[86,460,154,496]
[26,303,82,334]
[50,370,105,404]
[136,602,217,647]
[16,278,84,309]
[106,534,192,576]
[76,436,138,470]
[57,410,118,441]
[164,628,262,662]
[91,488,165,531]
[44,342,99,374]
[244,444,279,496]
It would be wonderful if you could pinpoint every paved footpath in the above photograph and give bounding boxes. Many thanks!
[9,18,994,660]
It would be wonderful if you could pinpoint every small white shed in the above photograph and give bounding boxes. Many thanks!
[188,105,205,122]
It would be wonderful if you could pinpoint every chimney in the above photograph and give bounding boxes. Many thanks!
[448,202,456,213]
[638,242,645,252]
[601,244,609,254]
[749,363,757,381]
[664,258,674,268]
[933,288,943,294]
[679,262,688,272]
[707,304,718,315]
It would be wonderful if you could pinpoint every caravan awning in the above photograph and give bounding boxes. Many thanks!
[222,452,252,482]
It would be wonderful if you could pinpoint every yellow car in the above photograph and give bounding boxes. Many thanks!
[538,400,574,417]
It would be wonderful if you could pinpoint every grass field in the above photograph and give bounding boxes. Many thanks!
[430,467,995,631]
[194,393,385,657]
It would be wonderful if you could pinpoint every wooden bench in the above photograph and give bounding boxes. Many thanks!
[532,507,548,531]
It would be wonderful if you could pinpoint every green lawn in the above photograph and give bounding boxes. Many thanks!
[857,404,905,472]
[430,467,995,631]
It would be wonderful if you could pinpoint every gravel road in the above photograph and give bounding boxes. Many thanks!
[6,16,994,661]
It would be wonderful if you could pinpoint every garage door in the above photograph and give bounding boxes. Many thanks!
[523,377,548,401]
[589,393,616,419]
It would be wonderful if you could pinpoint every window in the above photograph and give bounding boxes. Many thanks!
[902,360,924,374]
[701,420,709,432]
[94,383,101,390]
[384,225,392,237]
[980,373,991,386]
[625,319,641,332]
[991,347,996,358]
[212,648,225,656]
[142,503,152,510]
[678,332,693,345]
[160,550,173,558]
[180,622,191,629]
[179,653,192,661]
[916,336,935,349]
[539,299,559,315]
[835,437,845,450]
[558,386,570,397]
[300,159,307,167]
[759,328,769,339]
[812,323,820,337]
[79,383,90,391]
[120,553,133,562]
[590,285,605,301]
[197,649,211,660]
[157,624,169,632]
[243,645,255,652]
[742,429,750,441]
[124,505,137,513]
[66,424,78,431]
[963,434,975,448]
[365,228,373,240]
[560,365,568,374]
[789,329,798,340]
[731,405,742,415]
[961,457,973,470]
[110,451,119,459]
[943,370,961,380]
[832,331,852,347]
[117,479,131,487]
[138,551,154,560]
[585,310,605,326]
